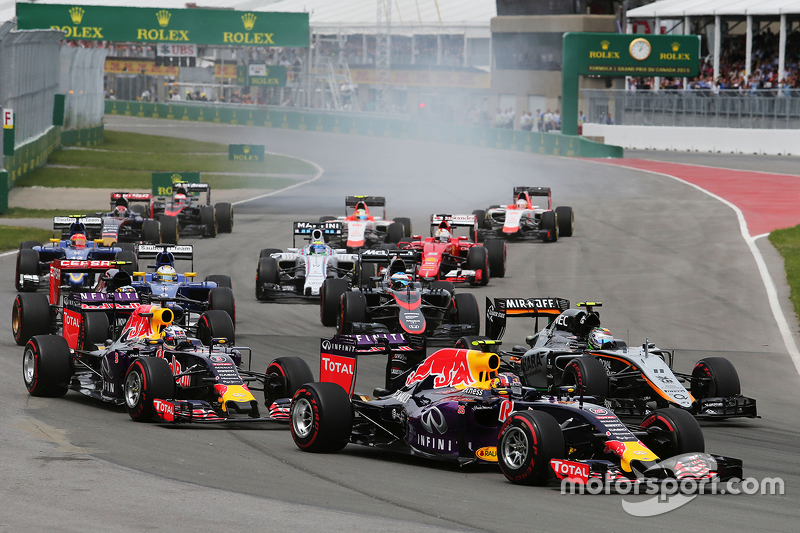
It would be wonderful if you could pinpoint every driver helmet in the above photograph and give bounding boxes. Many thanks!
[174,193,187,204]
[309,240,326,255]
[491,373,522,396]
[70,233,87,249]
[355,208,367,220]
[115,285,136,293]
[516,198,528,209]
[436,228,451,243]
[390,272,411,290]
[155,265,177,283]
[113,205,128,218]
[587,327,614,350]
[161,325,187,348]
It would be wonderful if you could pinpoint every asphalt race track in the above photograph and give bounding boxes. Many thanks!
[3,115,799,532]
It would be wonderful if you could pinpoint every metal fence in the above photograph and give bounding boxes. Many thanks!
[582,89,800,129]
[60,46,109,130]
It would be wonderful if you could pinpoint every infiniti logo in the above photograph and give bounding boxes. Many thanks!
[419,406,447,434]
[321,340,331,350]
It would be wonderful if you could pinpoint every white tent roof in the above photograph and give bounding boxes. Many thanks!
[2,1,495,37]
[628,0,800,18]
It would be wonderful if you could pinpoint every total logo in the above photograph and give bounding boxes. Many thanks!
[322,356,354,375]
[550,459,589,483]
[64,314,81,328]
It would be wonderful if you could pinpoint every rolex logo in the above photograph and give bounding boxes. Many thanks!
[671,42,680,52]
[601,40,610,51]
[170,174,182,182]
[69,6,84,25]
[243,145,251,154]
[242,13,257,31]
[156,10,172,28]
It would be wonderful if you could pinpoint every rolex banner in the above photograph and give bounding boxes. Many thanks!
[152,172,201,197]
[17,3,309,47]
[229,144,265,162]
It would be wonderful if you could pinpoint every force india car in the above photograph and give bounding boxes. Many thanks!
[482,297,758,420]
[323,249,481,345]
[12,259,143,348]
[22,304,314,424]
[152,182,233,241]
[95,192,163,246]
[256,222,366,301]
[15,216,136,292]
[475,187,573,242]
[399,214,506,286]
[288,334,742,486]
[320,195,411,249]
[131,244,236,340]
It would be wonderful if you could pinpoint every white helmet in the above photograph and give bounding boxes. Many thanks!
[516,198,527,209]
[155,265,177,283]
[436,229,451,243]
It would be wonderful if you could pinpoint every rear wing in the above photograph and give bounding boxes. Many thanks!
[173,182,211,205]
[111,192,152,206]
[358,248,419,264]
[293,221,343,246]
[485,296,570,340]
[53,216,102,232]
[49,260,131,302]
[430,214,478,241]
[513,186,551,198]
[137,244,194,261]
[345,195,386,218]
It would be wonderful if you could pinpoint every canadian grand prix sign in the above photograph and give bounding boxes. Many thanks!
[16,3,309,47]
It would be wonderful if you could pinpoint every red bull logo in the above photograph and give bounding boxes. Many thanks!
[405,349,500,389]
[604,439,659,472]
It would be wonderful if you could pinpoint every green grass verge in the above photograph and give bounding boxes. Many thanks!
[0,226,53,251]
[769,226,800,327]
[100,130,227,153]
[0,207,104,218]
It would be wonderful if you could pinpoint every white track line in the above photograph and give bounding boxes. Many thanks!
[594,161,800,376]
[231,156,324,206]
[0,250,17,258]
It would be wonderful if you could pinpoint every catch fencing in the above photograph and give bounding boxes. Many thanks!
[60,46,108,130]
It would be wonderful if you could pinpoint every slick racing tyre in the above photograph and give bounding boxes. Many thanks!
[117,242,136,253]
[321,278,349,326]
[484,239,506,279]
[691,357,741,399]
[215,202,234,233]
[23,336,71,397]
[78,312,109,350]
[338,291,367,334]
[640,408,705,458]
[452,292,480,333]
[13,293,52,346]
[429,280,455,295]
[359,262,376,288]
[472,209,489,231]
[394,217,412,237]
[264,357,315,407]
[467,246,489,286]
[196,310,235,346]
[114,250,138,277]
[15,249,40,292]
[201,206,217,238]
[498,411,565,485]
[255,257,280,301]
[555,206,574,237]
[124,357,175,422]
[141,219,161,243]
[386,222,404,244]
[160,215,179,244]
[259,248,282,259]
[19,241,41,249]
[291,382,353,453]
[209,287,236,326]
[561,356,610,399]
[205,274,233,289]
[540,211,559,242]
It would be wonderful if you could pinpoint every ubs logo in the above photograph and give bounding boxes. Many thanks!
[419,406,447,434]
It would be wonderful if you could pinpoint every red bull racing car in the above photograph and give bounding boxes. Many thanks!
[289,334,742,486]
[474,187,574,242]
[319,195,411,249]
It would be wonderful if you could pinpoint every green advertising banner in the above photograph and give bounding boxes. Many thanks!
[17,3,309,47]
[152,172,200,197]
[229,144,265,162]
[248,65,287,87]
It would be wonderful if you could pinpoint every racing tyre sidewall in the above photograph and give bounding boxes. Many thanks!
[23,336,71,397]
[561,356,610,399]
[484,239,506,278]
[321,278,349,326]
[691,357,741,398]
[209,287,236,326]
[124,357,175,422]
[338,291,366,334]
[15,249,40,292]
[196,310,235,346]
[290,382,353,453]
[265,357,315,407]
[640,407,705,458]
[498,410,565,485]
[13,293,52,346]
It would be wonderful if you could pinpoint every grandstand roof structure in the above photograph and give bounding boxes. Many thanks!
[628,0,800,18]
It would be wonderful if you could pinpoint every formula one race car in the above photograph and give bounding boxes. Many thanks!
[22,304,313,424]
[319,195,411,249]
[256,222,366,301]
[474,187,573,242]
[95,192,163,246]
[323,249,480,345]
[399,214,506,285]
[152,182,233,241]
[288,334,742,486]
[12,259,141,347]
[482,298,758,420]
[131,244,236,337]
[15,216,136,292]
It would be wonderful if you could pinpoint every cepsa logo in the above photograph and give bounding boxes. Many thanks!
[406,349,474,388]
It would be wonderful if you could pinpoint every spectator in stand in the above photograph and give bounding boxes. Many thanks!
[543,109,554,132]
[494,108,504,128]
[504,108,515,129]
[521,111,533,131]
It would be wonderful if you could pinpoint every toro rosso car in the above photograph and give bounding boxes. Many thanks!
[152,182,233,241]
[482,298,757,420]
[95,192,163,246]
[321,249,480,345]
[289,334,742,487]
[12,259,141,348]
[399,214,506,285]
[475,187,573,242]
[15,216,136,292]
[320,195,411,249]
[256,222,366,301]
[22,304,313,424]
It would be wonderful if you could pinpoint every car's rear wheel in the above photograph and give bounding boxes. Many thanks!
[200,206,217,238]
[196,310,235,346]
[208,287,236,326]
[15,249,40,292]
[394,217,412,237]
[124,357,175,422]
[205,274,232,289]
[215,202,234,233]
[23,336,71,397]
[338,291,367,334]
[159,216,179,244]
[141,219,161,243]
[264,357,315,408]
[541,211,559,242]
[472,209,489,232]
[484,239,506,278]
[358,262,375,288]
[640,408,705,458]
[467,246,489,286]
[114,250,138,277]
[13,293,51,346]
[691,357,741,398]
[291,382,353,453]
[255,257,280,301]
[453,292,480,333]
[321,278,349,326]
[19,241,41,249]
[79,312,109,350]
[386,222,404,244]
[561,356,610,399]
[498,410,565,485]
[555,206,574,237]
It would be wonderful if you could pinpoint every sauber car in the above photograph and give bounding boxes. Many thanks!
[288,334,742,486]
[152,182,233,241]
[482,298,757,420]
[256,222,366,301]
[399,214,506,285]
[474,187,573,242]
[22,305,313,424]
[320,195,411,249]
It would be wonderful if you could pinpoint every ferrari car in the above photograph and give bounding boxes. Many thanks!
[474,187,573,242]
[131,244,236,338]
[398,214,506,285]
[255,222,366,301]
[22,304,313,424]
[324,249,480,345]
[12,259,141,348]
[152,182,233,241]
[319,195,411,249]
[288,334,742,486]
[15,216,136,292]
[482,297,757,420]
[94,192,164,246]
